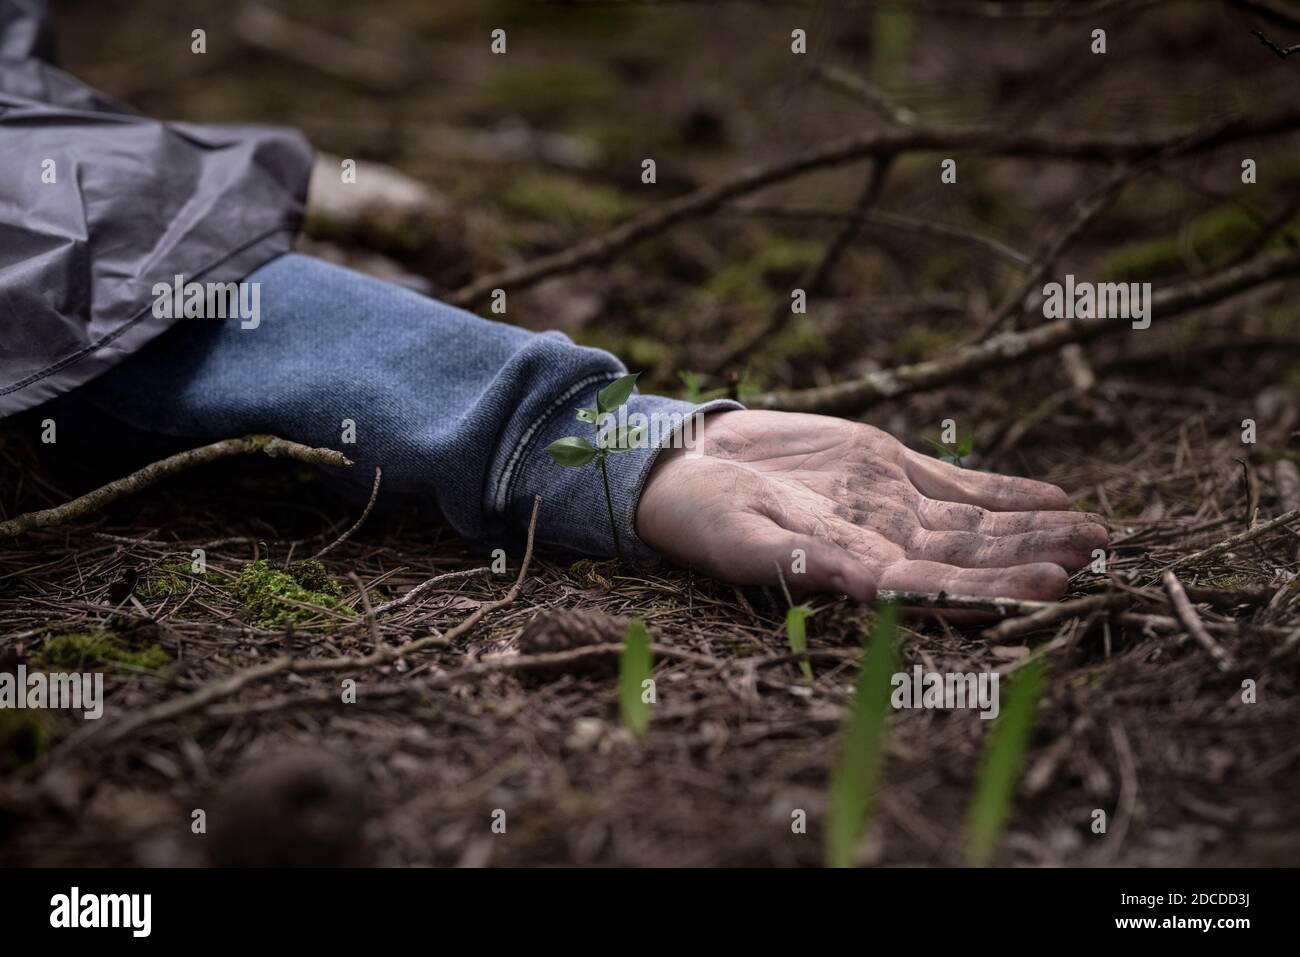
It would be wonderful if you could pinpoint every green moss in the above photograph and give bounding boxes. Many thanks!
[1100,205,1296,282]
[234,559,353,628]
[284,558,334,594]
[484,63,619,120]
[35,631,170,673]
[136,561,222,600]
[499,173,636,230]
[0,711,47,772]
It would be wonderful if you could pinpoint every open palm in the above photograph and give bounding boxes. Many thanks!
[636,410,1107,603]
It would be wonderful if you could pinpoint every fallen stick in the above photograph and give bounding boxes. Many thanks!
[812,63,918,126]
[1159,505,1300,575]
[970,162,1135,341]
[314,466,382,559]
[749,246,1300,414]
[199,644,852,722]
[0,435,352,538]
[1162,572,1236,671]
[371,566,493,616]
[724,204,1032,268]
[714,156,893,370]
[980,592,1132,640]
[877,590,1053,616]
[448,108,1300,308]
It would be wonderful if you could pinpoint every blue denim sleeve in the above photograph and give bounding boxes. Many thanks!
[77,253,742,563]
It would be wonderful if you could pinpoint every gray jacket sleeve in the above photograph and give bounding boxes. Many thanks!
[0,0,313,416]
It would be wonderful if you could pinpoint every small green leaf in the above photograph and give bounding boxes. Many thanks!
[596,372,640,414]
[619,617,653,736]
[825,602,900,868]
[964,657,1044,867]
[546,436,597,467]
[785,604,814,681]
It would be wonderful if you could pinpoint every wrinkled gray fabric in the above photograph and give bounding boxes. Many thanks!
[0,0,312,415]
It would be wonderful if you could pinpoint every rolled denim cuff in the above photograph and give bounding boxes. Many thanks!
[505,383,744,564]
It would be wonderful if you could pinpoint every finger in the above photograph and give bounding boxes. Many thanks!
[914,497,1106,536]
[905,523,1108,571]
[701,513,879,602]
[900,449,1070,512]
[878,559,1069,601]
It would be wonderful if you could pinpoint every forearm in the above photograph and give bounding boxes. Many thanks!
[77,253,740,561]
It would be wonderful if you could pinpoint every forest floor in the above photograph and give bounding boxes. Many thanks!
[2,0,1298,866]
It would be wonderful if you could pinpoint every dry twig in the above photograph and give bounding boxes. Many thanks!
[0,435,352,538]
[1162,571,1237,671]
[315,467,382,559]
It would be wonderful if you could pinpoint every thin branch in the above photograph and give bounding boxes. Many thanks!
[712,156,893,370]
[972,114,1245,341]
[1160,505,1300,575]
[977,593,1134,640]
[749,246,1300,414]
[348,572,380,648]
[314,466,382,558]
[1251,28,1300,56]
[723,204,1032,268]
[0,435,352,538]
[371,566,494,616]
[877,590,1056,616]
[970,162,1136,340]
[1162,572,1237,671]
[811,64,918,126]
[447,108,1300,307]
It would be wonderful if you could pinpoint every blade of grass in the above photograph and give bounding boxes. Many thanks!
[824,602,900,868]
[963,657,1045,867]
[785,604,814,680]
[619,617,653,736]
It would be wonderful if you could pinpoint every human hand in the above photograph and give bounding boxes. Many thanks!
[635,410,1107,603]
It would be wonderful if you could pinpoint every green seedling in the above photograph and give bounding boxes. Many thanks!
[619,616,653,736]
[785,604,814,681]
[964,657,1045,867]
[546,372,644,560]
[825,602,900,868]
[925,434,974,468]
